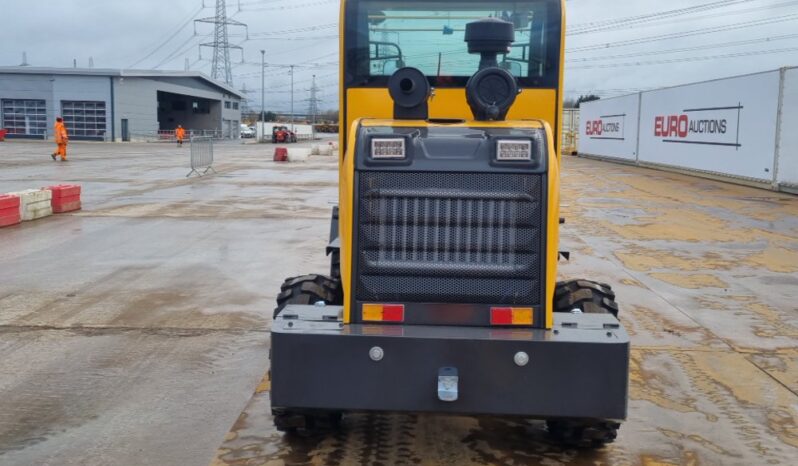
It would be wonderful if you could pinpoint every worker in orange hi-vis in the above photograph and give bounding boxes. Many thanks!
[51,117,69,162]
[176,125,186,147]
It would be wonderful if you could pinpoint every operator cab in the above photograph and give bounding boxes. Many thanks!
[341,0,563,150]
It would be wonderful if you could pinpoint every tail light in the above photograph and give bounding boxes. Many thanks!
[490,307,533,326]
[362,303,405,322]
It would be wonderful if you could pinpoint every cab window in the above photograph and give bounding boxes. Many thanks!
[345,0,561,88]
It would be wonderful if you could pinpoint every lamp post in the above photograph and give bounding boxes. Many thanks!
[290,65,295,132]
[260,49,265,141]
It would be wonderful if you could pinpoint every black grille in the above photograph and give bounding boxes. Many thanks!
[355,171,544,305]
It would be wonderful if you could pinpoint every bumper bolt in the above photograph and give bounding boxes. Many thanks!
[369,346,384,362]
[514,351,529,367]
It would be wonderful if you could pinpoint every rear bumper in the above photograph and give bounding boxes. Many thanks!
[271,305,629,421]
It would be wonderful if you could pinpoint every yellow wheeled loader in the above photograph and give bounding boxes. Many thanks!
[270,0,629,448]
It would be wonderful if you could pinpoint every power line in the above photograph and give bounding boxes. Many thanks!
[128,5,205,68]
[567,33,798,63]
[154,33,208,68]
[238,0,336,12]
[567,46,798,69]
[568,0,756,35]
[577,0,798,35]
[567,14,798,53]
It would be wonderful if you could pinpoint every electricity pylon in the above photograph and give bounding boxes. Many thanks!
[195,0,248,85]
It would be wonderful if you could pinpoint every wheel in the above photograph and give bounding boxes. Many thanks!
[554,279,619,316]
[274,274,343,318]
[546,419,620,448]
[272,408,343,435]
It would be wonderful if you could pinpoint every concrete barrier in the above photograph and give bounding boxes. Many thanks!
[9,189,53,221]
[287,148,311,162]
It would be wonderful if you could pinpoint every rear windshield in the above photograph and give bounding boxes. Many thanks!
[345,0,561,88]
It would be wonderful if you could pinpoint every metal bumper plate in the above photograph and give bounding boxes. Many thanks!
[271,305,629,420]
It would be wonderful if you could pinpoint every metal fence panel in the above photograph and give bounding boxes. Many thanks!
[188,136,217,177]
[561,108,580,155]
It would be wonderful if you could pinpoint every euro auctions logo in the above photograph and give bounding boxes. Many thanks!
[585,113,625,140]
[653,104,743,148]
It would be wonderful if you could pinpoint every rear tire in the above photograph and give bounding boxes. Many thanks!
[549,280,621,447]
[272,274,344,432]
[546,419,620,448]
[274,274,343,319]
[554,279,619,316]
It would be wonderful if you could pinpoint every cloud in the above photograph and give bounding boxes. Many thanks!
[1,0,796,109]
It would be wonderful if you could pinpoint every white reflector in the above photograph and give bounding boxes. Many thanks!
[371,138,406,159]
[497,140,532,161]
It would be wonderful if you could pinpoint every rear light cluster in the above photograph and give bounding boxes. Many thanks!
[490,307,534,326]
[362,303,405,322]
[362,304,533,326]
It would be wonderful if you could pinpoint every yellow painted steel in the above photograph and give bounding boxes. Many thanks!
[343,88,558,148]
[338,0,566,329]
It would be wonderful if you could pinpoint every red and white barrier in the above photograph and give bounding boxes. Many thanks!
[0,194,21,228]
[274,147,288,162]
[0,185,82,228]
[47,185,82,213]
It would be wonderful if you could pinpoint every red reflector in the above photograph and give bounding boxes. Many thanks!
[382,304,405,322]
[491,307,513,325]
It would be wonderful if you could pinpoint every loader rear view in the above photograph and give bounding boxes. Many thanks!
[269,0,629,448]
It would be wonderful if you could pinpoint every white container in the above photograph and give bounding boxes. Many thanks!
[287,148,311,162]
[9,189,53,221]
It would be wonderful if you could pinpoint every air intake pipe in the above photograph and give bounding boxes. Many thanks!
[464,18,519,121]
[388,67,431,120]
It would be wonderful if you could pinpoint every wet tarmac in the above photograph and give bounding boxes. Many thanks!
[1,140,796,465]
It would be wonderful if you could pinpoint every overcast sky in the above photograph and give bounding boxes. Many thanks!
[1,0,796,111]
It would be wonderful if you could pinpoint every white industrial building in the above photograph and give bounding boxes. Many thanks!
[0,67,244,141]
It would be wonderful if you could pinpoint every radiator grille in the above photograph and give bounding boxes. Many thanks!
[356,171,544,305]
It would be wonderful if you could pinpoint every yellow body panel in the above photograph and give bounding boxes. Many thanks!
[343,88,558,146]
[338,0,566,329]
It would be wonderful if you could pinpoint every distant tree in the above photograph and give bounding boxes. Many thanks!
[319,109,339,123]
[575,94,601,108]
[241,111,259,125]
[243,110,278,123]
[563,98,577,109]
